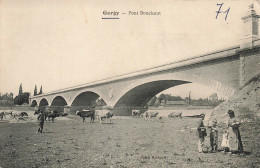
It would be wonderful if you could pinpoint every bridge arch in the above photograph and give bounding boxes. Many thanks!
[69,88,109,106]
[115,80,190,107]
[31,100,38,107]
[39,98,49,107]
[51,96,68,106]
[112,73,237,107]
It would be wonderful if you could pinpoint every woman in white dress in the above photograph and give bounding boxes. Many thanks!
[226,110,243,154]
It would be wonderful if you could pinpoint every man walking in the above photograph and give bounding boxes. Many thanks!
[37,110,45,133]
[197,113,207,153]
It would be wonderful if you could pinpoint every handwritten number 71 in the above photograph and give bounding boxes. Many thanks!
[216,3,230,21]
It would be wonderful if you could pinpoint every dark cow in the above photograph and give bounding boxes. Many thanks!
[76,110,95,123]
[0,112,5,120]
[132,110,140,117]
[61,113,68,116]
[34,109,48,121]
[46,110,62,123]
[34,109,42,115]
[21,112,28,117]
[46,113,58,123]
[34,109,60,123]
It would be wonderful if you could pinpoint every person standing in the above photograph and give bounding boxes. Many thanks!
[209,119,218,152]
[197,113,207,153]
[37,110,45,133]
[226,110,243,154]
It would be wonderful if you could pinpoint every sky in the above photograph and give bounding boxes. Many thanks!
[0,0,259,99]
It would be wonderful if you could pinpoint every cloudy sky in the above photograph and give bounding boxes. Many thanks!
[0,0,258,99]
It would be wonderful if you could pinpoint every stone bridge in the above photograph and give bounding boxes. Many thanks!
[29,5,260,115]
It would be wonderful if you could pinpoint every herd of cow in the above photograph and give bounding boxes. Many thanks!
[0,109,182,123]
[134,110,182,121]
[75,109,182,123]
[34,109,68,123]
[0,109,68,122]
[75,109,114,124]
[0,110,29,120]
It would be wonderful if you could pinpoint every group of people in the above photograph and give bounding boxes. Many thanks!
[197,110,243,154]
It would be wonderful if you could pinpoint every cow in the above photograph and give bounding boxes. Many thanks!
[45,110,62,123]
[95,110,114,124]
[46,113,58,123]
[34,109,42,115]
[132,110,140,117]
[1,110,13,116]
[34,109,48,121]
[168,112,182,119]
[34,109,60,123]
[0,112,5,120]
[61,113,68,117]
[76,110,95,123]
[140,111,159,121]
[11,111,28,119]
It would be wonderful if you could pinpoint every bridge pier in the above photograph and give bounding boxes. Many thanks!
[64,106,71,114]
[239,4,260,88]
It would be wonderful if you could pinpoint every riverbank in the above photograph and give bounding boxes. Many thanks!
[0,115,259,168]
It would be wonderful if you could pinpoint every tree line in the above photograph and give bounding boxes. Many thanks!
[146,93,225,107]
[0,83,43,107]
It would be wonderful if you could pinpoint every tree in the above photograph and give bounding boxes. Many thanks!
[9,93,13,99]
[34,85,37,96]
[209,93,218,101]
[158,94,166,103]
[19,83,23,95]
[14,92,30,105]
[0,92,14,107]
[38,85,42,95]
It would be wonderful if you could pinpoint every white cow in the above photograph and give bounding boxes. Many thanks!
[168,112,182,119]
[0,110,13,115]
[140,111,159,121]
[95,110,114,124]
[11,111,28,119]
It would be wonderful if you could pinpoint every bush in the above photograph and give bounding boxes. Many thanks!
[0,100,14,107]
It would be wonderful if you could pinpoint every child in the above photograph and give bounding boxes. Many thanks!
[221,131,229,153]
[210,119,218,152]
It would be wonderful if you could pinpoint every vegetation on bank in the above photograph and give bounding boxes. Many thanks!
[146,92,225,108]
[0,83,44,107]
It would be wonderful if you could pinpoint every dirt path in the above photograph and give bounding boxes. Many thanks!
[0,115,259,168]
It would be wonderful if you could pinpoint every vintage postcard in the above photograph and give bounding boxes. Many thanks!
[0,0,259,167]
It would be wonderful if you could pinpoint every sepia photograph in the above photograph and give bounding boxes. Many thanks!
[0,0,259,167]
